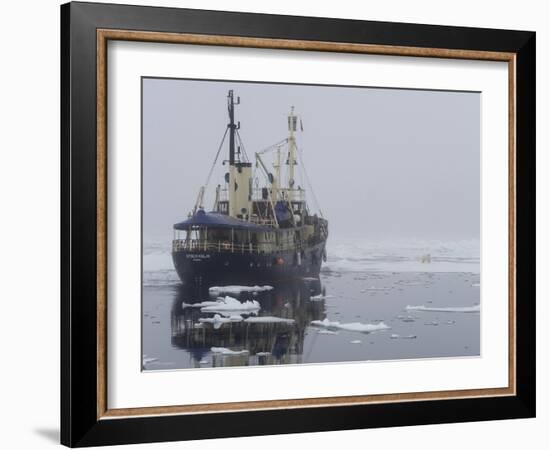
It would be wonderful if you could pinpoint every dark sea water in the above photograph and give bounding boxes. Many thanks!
[142,238,480,371]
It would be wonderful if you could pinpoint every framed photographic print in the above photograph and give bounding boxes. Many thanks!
[60,1,536,447]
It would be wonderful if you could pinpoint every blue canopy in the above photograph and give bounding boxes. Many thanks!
[173,209,271,231]
[274,201,292,223]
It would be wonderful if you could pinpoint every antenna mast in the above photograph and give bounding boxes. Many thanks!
[227,90,240,165]
[225,90,251,218]
[287,106,298,200]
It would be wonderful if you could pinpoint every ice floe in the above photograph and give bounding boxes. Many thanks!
[255,352,271,356]
[200,296,260,314]
[142,357,158,365]
[181,300,220,308]
[199,313,243,323]
[406,304,480,313]
[211,347,249,356]
[323,238,480,273]
[208,285,273,296]
[199,314,243,329]
[311,318,390,333]
[310,293,334,301]
[390,334,417,339]
[350,340,362,344]
[395,281,425,286]
[244,316,295,324]
[317,329,339,335]
[396,315,416,322]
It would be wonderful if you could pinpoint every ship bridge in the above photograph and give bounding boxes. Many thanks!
[173,209,282,254]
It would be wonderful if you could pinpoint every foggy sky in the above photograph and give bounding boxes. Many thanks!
[142,78,480,241]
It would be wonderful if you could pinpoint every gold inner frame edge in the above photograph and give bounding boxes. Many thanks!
[96,29,517,420]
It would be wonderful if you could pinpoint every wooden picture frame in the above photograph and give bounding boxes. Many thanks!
[61,1,535,446]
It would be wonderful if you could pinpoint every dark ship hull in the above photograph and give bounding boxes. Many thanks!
[173,241,326,286]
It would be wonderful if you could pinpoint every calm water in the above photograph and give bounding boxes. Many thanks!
[142,238,480,370]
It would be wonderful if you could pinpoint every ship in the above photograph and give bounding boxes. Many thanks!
[172,90,328,286]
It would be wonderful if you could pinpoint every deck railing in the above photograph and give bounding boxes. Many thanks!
[172,238,299,254]
[217,188,306,203]
[172,239,261,254]
[248,216,278,227]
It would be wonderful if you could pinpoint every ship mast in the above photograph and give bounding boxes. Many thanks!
[287,106,298,201]
[226,90,252,219]
[227,90,239,165]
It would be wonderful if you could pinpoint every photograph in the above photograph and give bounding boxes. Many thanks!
[141,78,481,370]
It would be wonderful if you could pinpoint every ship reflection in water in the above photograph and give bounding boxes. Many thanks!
[170,279,325,368]
[143,266,481,371]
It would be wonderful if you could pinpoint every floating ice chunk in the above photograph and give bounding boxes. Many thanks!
[424,321,439,326]
[142,357,158,365]
[210,347,249,356]
[199,314,243,329]
[317,330,339,335]
[182,300,220,308]
[311,318,390,333]
[396,315,416,322]
[255,352,271,356]
[310,293,334,301]
[199,359,209,365]
[199,314,230,324]
[350,340,362,344]
[338,322,390,332]
[302,277,320,281]
[200,296,260,314]
[244,316,295,324]
[311,319,331,327]
[390,334,417,339]
[406,304,480,313]
[208,285,273,296]
[396,281,424,286]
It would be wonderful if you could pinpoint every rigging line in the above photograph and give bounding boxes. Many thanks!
[296,152,309,213]
[203,127,229,190]
[256,138,289,155]
[296,144,323,217]
[255,164,279,228]
[235,130,250,163]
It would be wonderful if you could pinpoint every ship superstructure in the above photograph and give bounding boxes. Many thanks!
[172,90,328,285]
